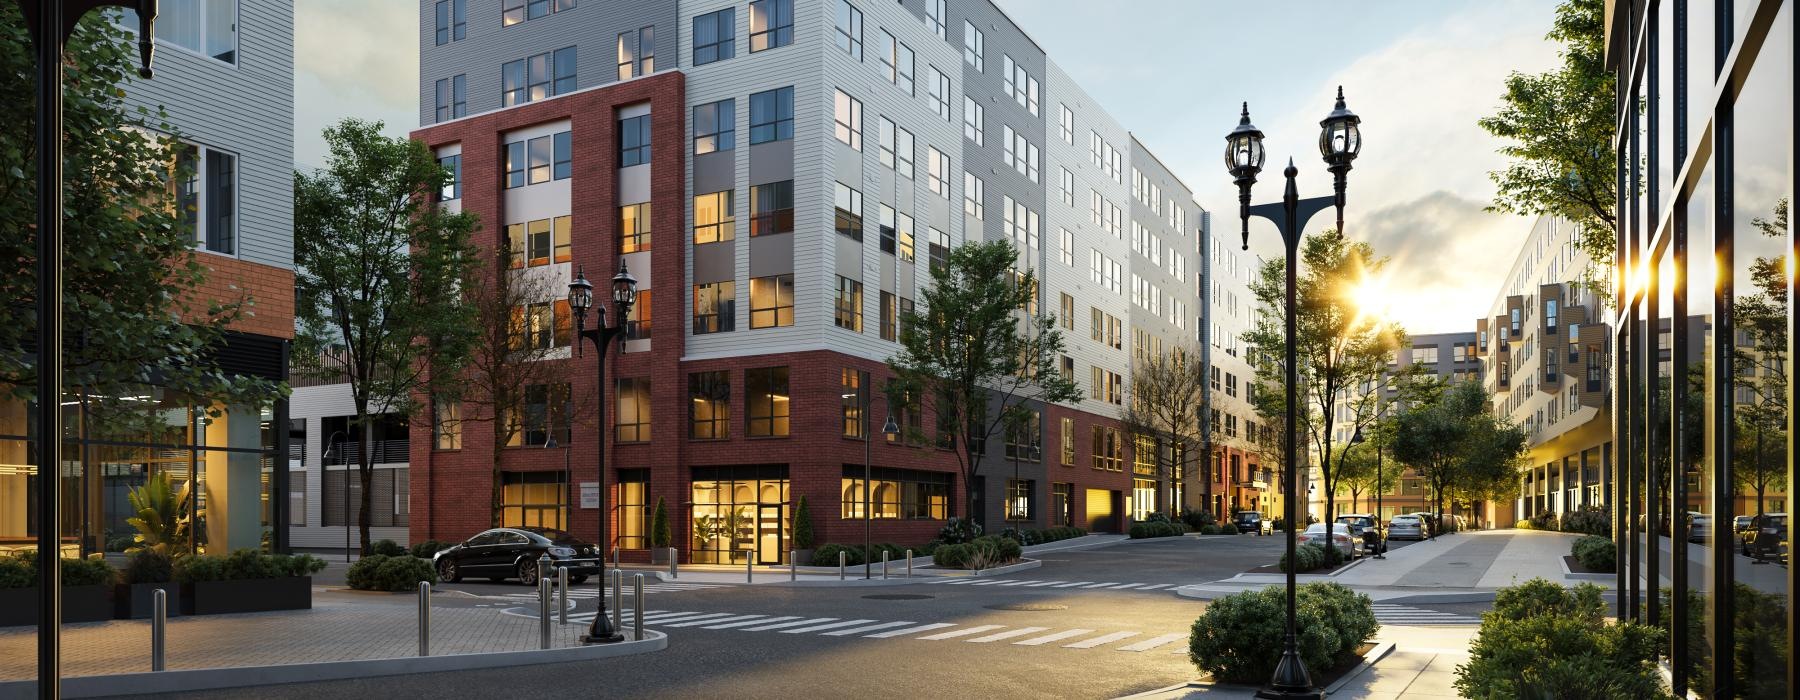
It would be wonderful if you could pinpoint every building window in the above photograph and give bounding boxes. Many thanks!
[505,215,572,268]
[880,291,898,341]
[620,203,651,253]
[879,204,896,254]
[688,371,730,439]
[1059,293,1075,330]
[501,48,573,107]
[930,67,952,121]
[897,41,915,95]
[749,86,794,144]
[619,114,652,167]
[928,227,950,273]
[749,0,793,52]
[879,118,896,169]
[504,0,573,26]
[502,0,525,25]
[622,289,652,341]
[435,153,463,201]
[434,74,466,122]
[835,276,863,332]
[749,180,794,236]
[617,28,654,80]
[432,395,462,449]
[511,300,571,350]
[963,171,983,219]
[834,182,864,240]
[693,281,735,334]
[895,126,915,179]
[833,0,863,60]
[503,131,572,189]
[880,30,898,83]
[1059,104,1074,144]
[499,471,565,530]
[963,96,983,145]
[1005,479,1034,521]
[554,46,576,93]
[927,147,949,197]
[1059,417,1075,466]
[693,191,735,244]
[963,20,983,70]
[841,368,867,438]
[841,467,950,519]
[1002,55,1039,116]
[693,7,735,65]
[897,213,915,262]
[693,99,735,155]
[925,0,946,38]
[1005,411,1042,462]
[834,90,863,149]
[1059,228,1073,267]
[509,383,571,447]
[749,275,794,328]
[614,378,651,443]
[174,144,237,255]
[158,0,238,64]
[745,367,791,437]
[1091,426,1122,471]
[616,470,650,548]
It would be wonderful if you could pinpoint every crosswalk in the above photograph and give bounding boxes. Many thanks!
[498,582,731,601]
[917,578,1180,591]
[1371,604,1480,626]
[560,609,1191,653]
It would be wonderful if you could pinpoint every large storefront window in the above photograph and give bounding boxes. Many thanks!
[692,465,788,564]
[841,466,949,520]
[1131,478,1155,521]
[616,469,649,549]
[499,471,566,529]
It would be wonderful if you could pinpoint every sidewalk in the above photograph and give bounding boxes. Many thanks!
[1120,625,1476,699]
[609,533,1127,585]
[1177,530,1592,602]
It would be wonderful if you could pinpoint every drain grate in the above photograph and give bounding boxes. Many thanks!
[986,603,1068,611]
[863,594,934,600]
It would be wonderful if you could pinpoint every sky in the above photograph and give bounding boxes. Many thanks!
[293,0,1564,335]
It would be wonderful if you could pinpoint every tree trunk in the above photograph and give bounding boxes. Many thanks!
[492,434,506,527]
[357,413,374,555]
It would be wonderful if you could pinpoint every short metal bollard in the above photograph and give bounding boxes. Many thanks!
[882,549,889,580]
[612,568,622,631]
[418,581,431,656]
[613,547,620,570]
[838,550,846,580]
[747,555,754,583]
[906,549,913,578]
[558,566,569,625]
[633,574,646,641]
[790,550,797,581]
[538,577,552,649]
[669,547,678,579]
[537,553,553,601]
[151,588,167,671]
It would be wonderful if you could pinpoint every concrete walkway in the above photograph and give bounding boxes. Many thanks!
[1120,625,1475,699]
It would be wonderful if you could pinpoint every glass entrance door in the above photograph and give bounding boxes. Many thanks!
[757,505,782,564]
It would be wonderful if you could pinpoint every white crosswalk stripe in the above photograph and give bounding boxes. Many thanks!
[1065,631,1139,648]
[865,622,955,638]
[1136,583,1174,590]
[666,614,766,628]
[501,582,730,600]
[1371,604,1480,625]
[739,617,838,632]
[1013,628,1093,646]
[821,620,917,636]
[1052,581,1092,588]
[918,624,1005,640]
[1119,633,1187,652]
[704,615,800,630]
[966,627,1049,643]
[542,607,1186,653]
[781,619,879,634]
[919,578,1181,591]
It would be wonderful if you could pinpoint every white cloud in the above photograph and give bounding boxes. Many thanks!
[294,0,419,166]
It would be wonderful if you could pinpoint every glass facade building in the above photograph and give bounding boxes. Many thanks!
[1609,0,1793,695]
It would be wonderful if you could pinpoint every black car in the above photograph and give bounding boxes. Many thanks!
[432,527,602,585]
[1231,511,1265,535]
[1740,513,1787,562]
[1335,514,1386,554]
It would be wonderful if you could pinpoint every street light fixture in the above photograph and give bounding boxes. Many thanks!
[566,261,638,644]
[847,390,900,579]
[1224,88,1361,700]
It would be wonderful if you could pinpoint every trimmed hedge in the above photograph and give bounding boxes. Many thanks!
[0,554,119,588]
[370,539,407,557]
[937,517,982,544]
[1280,543,1328,573]
[1560,507,1610,536]
[123,550,174,584]
[810,542,915,568]
[1181,508,1217,530]
[175,550,327,583]
[1456,579,1667,698]
[1128,521,1188,539]
[931,535,1023,570]
[1571,536,1616,572]
[998,526,1086,546]
[1188,582,1377,684]
[410,540,453,559]
[347,554,438,592]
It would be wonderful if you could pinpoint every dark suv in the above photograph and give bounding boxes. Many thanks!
[1231,511,1265,535]
[1335,514,1385,554]
[1740,513,1787,562]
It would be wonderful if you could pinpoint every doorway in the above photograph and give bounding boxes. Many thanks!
[757,505,783,564]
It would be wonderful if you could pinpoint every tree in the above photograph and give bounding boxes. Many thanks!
[889,241,1082,527]
[293,119,479,554]
[1478,0,1616,287]
[0,9,281,412]
[1392,380,1527,536]
[1731,199,1789,515]
[1243,229,1403,531]
[791,495,816,550]
[1122,343,1210,516]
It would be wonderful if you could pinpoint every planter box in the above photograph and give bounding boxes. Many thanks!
[115,582,183,619]
[0,585,115,627]
[792,548,814,566]
[181,576,311,615]
[650,548,673,565]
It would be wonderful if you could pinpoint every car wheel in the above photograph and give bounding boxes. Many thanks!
[436,557,461,583]
[517,559,540,585]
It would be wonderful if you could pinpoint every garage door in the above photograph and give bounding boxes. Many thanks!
[1085,489,1117,533]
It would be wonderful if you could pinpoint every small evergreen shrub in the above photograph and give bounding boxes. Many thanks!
[931,543,969,568]
[1455,579,1667,698]
[811,543,859,567]
[0,556,34,588]
[174,550,324,583]
[1280,543,1326,573]
[1188,582,1377,684]
[61,556,117,587]
[937,517,981,544]
[1560,507,1611,536]
[1571,535,1616,572]
[370,539,407,557]
[1181,508,1215,530]
[1145,512,1173,525]
[410,540,452,559]
[352,555,437,591]
[123,550,174,584]
[650,497,671,549]
[791,495,816,550]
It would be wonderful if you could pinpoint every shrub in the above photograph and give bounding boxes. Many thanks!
[1145,512,1173,525]
[790,495,816,550]
[812,543,858,567]
[937,517,982,544]
[346,554,390,590]
[410,540,451,559]
[1280,543,1326,573]
[931,543,968,568]
[174,550,324,583]
[0,556,33,589]
[1199,524,1218,535]
[1526,511,1560,531]
[348,555,437,592]
[1456,579,1666,698]
[1188,582,1377,684]
[123,550,174,584]
[650,497,671,548]
[999,527,1025,544]
[1129,524,1149,539]
[279,553,328,577]
[1571,536,1615,572]
[1560,507,1610,536]
[174,555,227,583]
[1181,508,1215,530]
[58,556,117,587]
[370,539,407,557]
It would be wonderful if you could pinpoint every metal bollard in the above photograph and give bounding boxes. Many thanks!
[418,581,431,656]
[151,588,167,671]
[882,549,889,580]
[539,577,552,649]
[790,550,797,581]
[537,554,552,599]
[747,555,754,583]
[558,566,569,626]
[613,547,620,570]
[669,547,678,579]
[633,574,645,641]
[906,549,913,578]
[612,568,622,631]
[838,550,846,580]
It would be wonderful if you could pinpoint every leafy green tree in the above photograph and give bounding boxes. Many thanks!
[1243,229,1403,526]
[0,8,281,412]
[1478,0,1617,287]
[1732,199,1789,515]
[1391,380,1526,535]
[293,119,479,554]
[889,241,1082,526]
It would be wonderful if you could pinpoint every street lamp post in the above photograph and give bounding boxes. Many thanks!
[1224,87,1361,700]
[851,390,900,579]
[19,2,158,695]
[566,262,638,644]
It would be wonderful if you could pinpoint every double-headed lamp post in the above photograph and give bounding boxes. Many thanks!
[1224,87,1361,700]
[566,262,638,644]
[1349,426,1385,560]
[846,390,900,579]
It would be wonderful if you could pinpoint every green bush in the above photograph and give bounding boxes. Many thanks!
[174,550,324,583]
[1457,580,1667,698]
[1280,543,1326,573]
[937,517,982,544]
[1181,508,1215,530]
[346,555,437,592]
[1560,507,1611,536]
[1571,536,1615,572]
[812,543,859,567]
[123,550,174,584]
[370,539,407,557]
[1129,523,1149,539]
[410,540,451,559]
[1525,511,1559,531]
[931,543,969,568]
[791,495,816,550]
[1188,582,1378,684]
[0,556,33,588]
[1145,512,1173,525]
[650,497,671,548]
[346,554,389,590]
[62,556,118,587]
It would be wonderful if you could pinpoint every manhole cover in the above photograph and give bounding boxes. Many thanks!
[863,594,934,600]
[986,603,1068,611]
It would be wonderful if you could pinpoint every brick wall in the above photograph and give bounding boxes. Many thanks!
[178,254,295,339]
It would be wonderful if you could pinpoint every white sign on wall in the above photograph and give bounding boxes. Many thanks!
[579,482,599,509]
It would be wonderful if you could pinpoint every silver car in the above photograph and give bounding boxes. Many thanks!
[1387,515,1427,540]
[1297,523,1359,559]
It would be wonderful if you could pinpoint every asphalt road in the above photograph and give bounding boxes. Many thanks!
[131,535,1447,700]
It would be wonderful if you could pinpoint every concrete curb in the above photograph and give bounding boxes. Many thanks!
[1173,584,1500,604]
[1558,555,1614,582]
[0,631,667,699]
[917,558,1043,577]
[1322,640,1395,695]
[1110,639,1395,699]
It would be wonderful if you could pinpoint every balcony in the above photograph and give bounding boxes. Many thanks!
[322,438,410,465]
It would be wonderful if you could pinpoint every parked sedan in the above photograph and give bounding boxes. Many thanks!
[1232,511,1268,535]
[1297,523,1359,560]
[432,527,602,585]
[1387,515,1428,541]
[1335,514,1386,554]
[1688,512,1712,544]
[1740,513,1788,562]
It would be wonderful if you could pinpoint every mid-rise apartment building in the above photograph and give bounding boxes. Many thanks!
[1,0,296,556]
[408,0,1214,564]
[1202,221,1269,518]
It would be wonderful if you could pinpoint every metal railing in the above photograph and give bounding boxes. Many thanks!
[324,438,410,465]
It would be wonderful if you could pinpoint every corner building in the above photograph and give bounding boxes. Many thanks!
[410,0,1212,565]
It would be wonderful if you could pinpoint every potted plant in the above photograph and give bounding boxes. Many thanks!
[649,497,673,564]
[116,550,181,619]
[791,495,816,565]
[176,549,326,615]
[0,553,117,627]
[124,471,191,557]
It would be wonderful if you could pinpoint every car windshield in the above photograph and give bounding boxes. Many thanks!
[1392,517,1417,523]
[522,527,589,546]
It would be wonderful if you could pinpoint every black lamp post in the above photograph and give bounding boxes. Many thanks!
[566,262,638,644]
[1225,87,1361,700]
[852,390,900,579]
[21,2,157,696]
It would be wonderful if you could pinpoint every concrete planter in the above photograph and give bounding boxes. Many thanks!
[115,581,183,619]
[650,548,673,565]
[181,576,311,615]
[792,548,814,566]
[0,585,115,627]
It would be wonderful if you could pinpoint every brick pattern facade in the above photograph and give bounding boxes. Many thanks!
[179,254,296,339]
